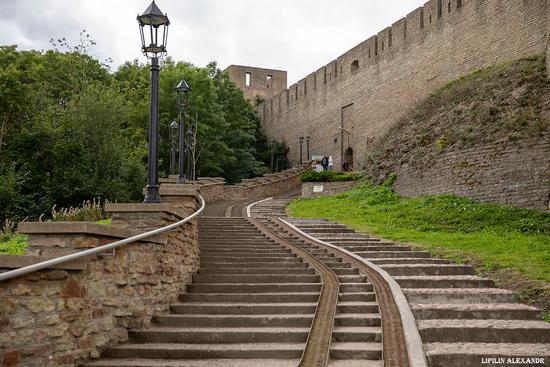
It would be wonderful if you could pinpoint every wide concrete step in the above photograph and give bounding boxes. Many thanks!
[328,360,384,367]
[358,251,432,259]
[200,257,301,263]
[339,293,376,302]
[188,283,322,293]
[180,292,320,303]
[85,358,300,367]
[411,303,543,320]
[154,314,313,327]
[200,262,309,269]
[192,274,320,284]
[395,276,493,288]
[104,342,305,359]
[197,268,315,275]
[340,283,374,292]
[404,288,517,304]
[349,246,411,253]
[332,268,360,276]
[199,252,295,258]
[329,342,382,360]
[170,303,317,315]
[337,275,366,283]
[335,314,381,327]
[424,343,550,367]
[305,228,355,233]
[200,248,290,253]
[333,326,382,342]
[382,264,476,276]
[370,258,449,265]
[418,319,550,343]
[338,302,379,314]
[130,327,310,343]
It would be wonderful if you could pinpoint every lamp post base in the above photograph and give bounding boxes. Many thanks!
[143,185,161,203]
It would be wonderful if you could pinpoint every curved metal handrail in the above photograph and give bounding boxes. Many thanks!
[0,195,206,282]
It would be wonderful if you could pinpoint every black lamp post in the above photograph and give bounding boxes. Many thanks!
[138,1,170,203]
[175,79,191,184]
[270,139,276,173]
[299,136,304,165]
[306,136,310,162]
[170,120,178,175]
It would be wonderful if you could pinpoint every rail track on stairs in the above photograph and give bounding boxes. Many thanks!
[86,191,420,366]
[86,191,548,367]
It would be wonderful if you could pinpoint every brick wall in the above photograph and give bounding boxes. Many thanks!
[393,134,550,211]
[259,0,549,171]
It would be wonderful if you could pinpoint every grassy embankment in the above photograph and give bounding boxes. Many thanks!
[287,181,550,316]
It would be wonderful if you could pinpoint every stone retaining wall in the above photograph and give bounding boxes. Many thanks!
[301,181,358,197]
[0,195,200,366]
[394,134,550,211]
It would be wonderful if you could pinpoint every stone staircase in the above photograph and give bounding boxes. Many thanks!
[85,217,319,366]
[287,218,550,367]
[257,218,384,367]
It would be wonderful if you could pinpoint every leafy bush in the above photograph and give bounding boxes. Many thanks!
[0,220,28,254]
[0,233,28,254]
[300,171,361,183]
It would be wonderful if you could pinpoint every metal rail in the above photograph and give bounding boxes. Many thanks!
[0,195,206,282]
[279,217,428,367]
[245,199,338,367]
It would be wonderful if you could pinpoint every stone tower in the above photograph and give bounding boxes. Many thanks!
[224,65,287,103]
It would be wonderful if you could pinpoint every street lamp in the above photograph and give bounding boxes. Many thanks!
[138,0,170,203]
[270,139,276,173]
[306,136,310,162]
[175,79,191,184]
[299,136,304,165]
[170,120,178,175]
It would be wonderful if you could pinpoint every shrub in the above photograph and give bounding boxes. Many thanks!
[300,171,361,183]
[49,198,108,222]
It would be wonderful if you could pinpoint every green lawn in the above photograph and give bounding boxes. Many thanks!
[288,181,550,282]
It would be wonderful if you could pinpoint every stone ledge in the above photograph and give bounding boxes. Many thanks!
[18,222,166,245]
[105,203,190,220]
[158,184,200,198]
[0,254,88,270]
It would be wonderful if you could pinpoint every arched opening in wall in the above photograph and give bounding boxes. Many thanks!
[343,147,354,172]
[351,60,359,72]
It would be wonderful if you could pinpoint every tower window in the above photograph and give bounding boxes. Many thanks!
[245,72,251,86]
[351,60,359,72]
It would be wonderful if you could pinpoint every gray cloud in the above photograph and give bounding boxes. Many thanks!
[0,0,426,84]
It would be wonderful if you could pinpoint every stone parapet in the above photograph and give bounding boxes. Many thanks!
[0,196,200,366]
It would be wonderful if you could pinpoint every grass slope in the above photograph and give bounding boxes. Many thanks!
[364,54,550,181]
[288,182,550,282]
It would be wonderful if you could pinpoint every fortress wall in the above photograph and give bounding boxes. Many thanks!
[259,0,549,169]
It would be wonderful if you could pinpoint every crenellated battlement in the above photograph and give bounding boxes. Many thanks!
[260,0,472,118]
[257,0,548,172]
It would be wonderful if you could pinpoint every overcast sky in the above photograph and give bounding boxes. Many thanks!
[0,0,427,85]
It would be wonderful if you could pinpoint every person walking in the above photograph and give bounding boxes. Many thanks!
[321,155,329,171]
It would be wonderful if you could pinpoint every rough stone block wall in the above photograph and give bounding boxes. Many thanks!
[225,65,287,102]
[301,181,358,197]
[0,201,200,366]
[198,183,225,203]
[259,0,549,171]
[394,134,550,211]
